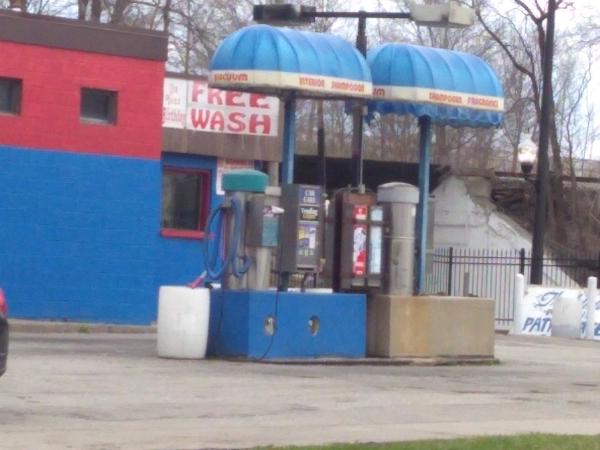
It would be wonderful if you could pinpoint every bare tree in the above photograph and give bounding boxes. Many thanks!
[476,0,600,249]
[476,0,565,235]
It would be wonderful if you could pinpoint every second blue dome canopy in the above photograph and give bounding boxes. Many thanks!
[368,43,504,127]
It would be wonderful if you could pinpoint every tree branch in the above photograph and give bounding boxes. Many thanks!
[477,9,535,80]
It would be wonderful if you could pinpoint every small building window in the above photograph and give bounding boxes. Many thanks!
[161,167,211,239]
[80,88,117,124]
[0,77,22,115]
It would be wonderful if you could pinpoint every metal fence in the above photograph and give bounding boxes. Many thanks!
[424,248,600,329]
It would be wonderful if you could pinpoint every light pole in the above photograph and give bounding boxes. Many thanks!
[253,2,474,188]
[530,0,556,285]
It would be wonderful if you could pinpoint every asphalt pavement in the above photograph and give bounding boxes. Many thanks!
[1,332,599,449]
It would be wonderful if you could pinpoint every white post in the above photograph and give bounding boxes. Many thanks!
[585,277,597,340]
[512,273,526,335]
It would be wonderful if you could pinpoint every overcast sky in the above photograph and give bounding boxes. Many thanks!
[347,0,600,158]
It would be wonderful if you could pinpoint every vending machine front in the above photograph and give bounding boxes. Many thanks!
[327,190,383,292]
[279,184,324,276]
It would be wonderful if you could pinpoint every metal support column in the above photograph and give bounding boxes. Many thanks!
[415,116,432,294]
[282,94,297,185]
[317,101,326,188]
[351,12,367,187]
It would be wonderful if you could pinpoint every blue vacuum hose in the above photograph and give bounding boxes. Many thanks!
[203,196,251,282]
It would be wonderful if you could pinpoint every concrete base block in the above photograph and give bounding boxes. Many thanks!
[367,295,495,358]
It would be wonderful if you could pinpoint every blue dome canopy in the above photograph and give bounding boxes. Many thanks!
[368,43,504,127]
[209,25,372,99]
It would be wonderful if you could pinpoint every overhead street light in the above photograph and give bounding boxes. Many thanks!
[407,2,475,28]
[253,4,316,26]
[254,2,475,28]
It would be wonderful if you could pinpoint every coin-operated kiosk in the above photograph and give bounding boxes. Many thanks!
[324,189,384,292]
[278,184,324,290]
[325,183,421,297]
[205,170,366,360]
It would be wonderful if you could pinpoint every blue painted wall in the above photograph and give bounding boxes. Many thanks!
[0,145,162,324]
[0,146,257,324]
[157,153,219,287]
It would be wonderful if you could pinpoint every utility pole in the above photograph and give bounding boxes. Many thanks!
[531,0,556,285]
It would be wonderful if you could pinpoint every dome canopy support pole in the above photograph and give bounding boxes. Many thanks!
[351,12,367,187]
[282,94,297,184]
[416,116,432,294]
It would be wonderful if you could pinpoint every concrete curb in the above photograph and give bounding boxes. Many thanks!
[9,319,156,334]
[9,321,499,366]
[215,356,500,367]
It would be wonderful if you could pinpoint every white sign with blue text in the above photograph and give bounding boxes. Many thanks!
[519,286,600,339]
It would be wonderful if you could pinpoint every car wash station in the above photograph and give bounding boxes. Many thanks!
[157,6,504,362]
[0,4,505,361]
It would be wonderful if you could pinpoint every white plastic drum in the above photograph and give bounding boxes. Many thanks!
[157,286,210,359]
